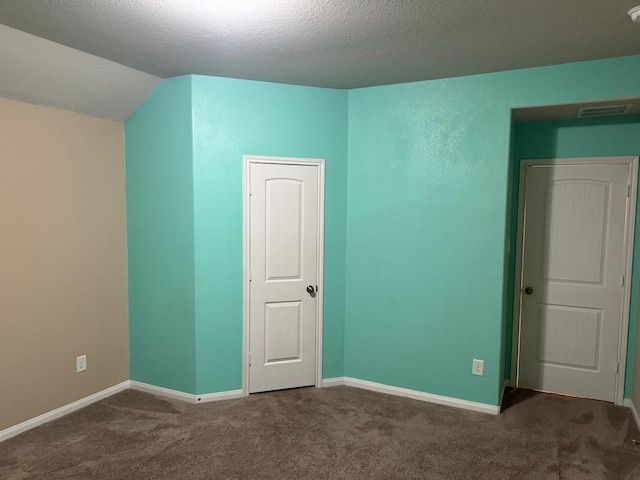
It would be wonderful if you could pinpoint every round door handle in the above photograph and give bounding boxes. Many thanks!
[524,286,534,295]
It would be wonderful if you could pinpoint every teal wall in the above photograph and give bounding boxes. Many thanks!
[126,75,348,395]
[509,115,640,396]
[125,77,197,393]
[190,76,348,394]
[345,56,640,406]
[126,55,640,405]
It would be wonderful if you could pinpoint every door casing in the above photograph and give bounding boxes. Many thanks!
[242,155,325,396]
[510,156,639,405]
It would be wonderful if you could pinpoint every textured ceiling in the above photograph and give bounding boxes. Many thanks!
[1,0,640,89]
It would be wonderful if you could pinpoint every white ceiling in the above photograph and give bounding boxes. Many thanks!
[0,25,161,121]
[1,0,640,89]
[1,1,640,120]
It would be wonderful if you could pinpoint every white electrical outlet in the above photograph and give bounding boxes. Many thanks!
[472,359,484,376]
[76,355,87,373]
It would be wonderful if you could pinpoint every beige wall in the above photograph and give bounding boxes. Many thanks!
[0,98,128,431]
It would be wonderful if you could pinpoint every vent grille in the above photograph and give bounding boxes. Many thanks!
[577,105,632,118]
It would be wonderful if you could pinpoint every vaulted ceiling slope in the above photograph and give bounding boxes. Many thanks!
[0,25,161,121]
[2,0,640,91]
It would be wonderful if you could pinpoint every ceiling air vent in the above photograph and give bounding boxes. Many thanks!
[577,104,632,118]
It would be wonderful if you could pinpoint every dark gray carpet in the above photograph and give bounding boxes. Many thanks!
[1,386,639,479]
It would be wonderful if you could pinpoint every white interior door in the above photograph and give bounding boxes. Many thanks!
[519,162,629,402]
[248,161,320,393]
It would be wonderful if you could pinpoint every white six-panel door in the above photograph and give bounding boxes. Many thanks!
[248,161,321,393]
[519,162,629,402]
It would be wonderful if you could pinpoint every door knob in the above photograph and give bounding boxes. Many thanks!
[306,285,316,297]
[524,286,534,295]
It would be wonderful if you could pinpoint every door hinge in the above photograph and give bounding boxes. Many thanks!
[621,274,625,287]
[249,269,252,282]
[616,362,620,374]
[249,353,252,367]
[628,185,631,198]
[249,184,253,197]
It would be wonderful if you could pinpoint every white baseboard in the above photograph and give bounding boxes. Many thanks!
[321,377,346,387]
[129,381,195,403]
[323,376,499,415]
[1,380,245,444]
[2,376,498,443]
[196,389,245,403]
[0,380,130,443]
[623,398,640,430]
[129,381,244,404]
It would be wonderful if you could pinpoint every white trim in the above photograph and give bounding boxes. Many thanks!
[324,377,500,415]
[197,390,245,403]
[321,377,346,387]
[1,380,248,443]
[618,157,638,405]
[0,377,499,443]
[315,162,326,389]
[129,381,244,404]
[510,156,638,406]
[129,381,195,403]
[0,381,129,443]
[623,399,640,430]
[242,157,250,397]
[242,155,326,395]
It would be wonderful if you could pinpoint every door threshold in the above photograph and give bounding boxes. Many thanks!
[515,386,613,404]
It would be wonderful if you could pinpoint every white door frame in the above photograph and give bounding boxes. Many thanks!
[242,155,325,396]
[510,156,638,405]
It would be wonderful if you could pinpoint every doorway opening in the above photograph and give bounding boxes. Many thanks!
[242,155,325,396]
[506,104,640,405]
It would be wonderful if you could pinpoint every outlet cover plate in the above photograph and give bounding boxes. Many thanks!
[472,359,484,376]
[76,355,87,373]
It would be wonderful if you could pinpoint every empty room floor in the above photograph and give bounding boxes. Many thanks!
[1,386,639,479]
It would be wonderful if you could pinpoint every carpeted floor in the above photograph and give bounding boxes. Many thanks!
[1,386,639,479]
